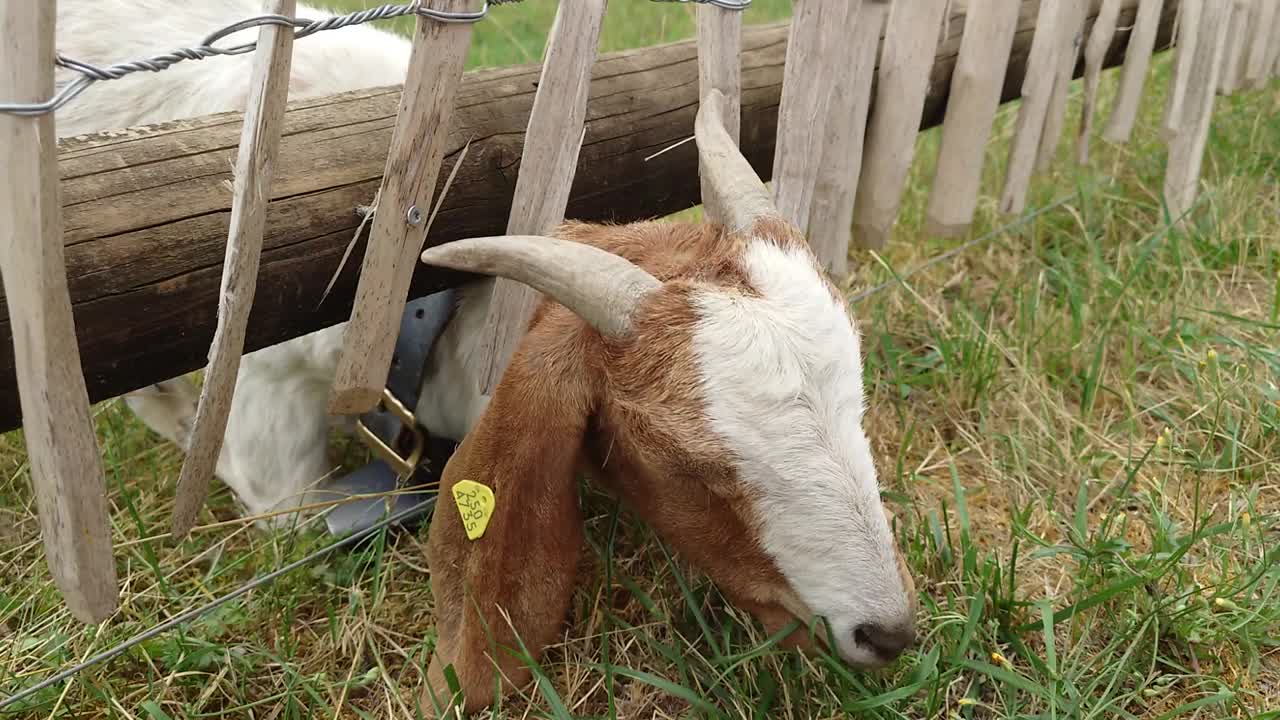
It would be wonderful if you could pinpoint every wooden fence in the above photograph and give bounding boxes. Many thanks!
[1,0,1276,621]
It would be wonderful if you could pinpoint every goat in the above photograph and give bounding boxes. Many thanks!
[56,1,918,715]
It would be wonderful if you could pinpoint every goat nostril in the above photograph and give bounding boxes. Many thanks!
[854,623,915,661]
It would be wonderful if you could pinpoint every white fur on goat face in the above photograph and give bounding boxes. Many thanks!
[690,238,913,667]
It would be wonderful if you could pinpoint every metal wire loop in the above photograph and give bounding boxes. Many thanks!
[0,0,752,117]
[0,1,513,117]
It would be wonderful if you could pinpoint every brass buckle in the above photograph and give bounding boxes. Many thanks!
[354,388,426,479]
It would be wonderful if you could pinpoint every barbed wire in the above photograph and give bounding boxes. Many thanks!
[0,0,751,118]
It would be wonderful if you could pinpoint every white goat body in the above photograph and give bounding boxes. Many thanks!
[55,0,488,523]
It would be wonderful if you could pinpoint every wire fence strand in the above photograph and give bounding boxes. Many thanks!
[0,0,749,117]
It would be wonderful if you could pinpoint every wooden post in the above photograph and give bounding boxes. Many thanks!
[471,0,607,396]
[851,0,948,250]
[696,0,743,226]
[1035,0,1088,173]
[1078,0,1123,162]
[1161,0,1203,138]
[328,0,478,415]
[1242,0,1276,87]
[1164,0,1232,223]
[807,1,886,276]
[771,0,852,231]
[1000,1,1067,215]
[1102,0,1166,144]
[0,1,118,623]
[1216,0,1250,94]
[924,0,1021,236]
[169,0,297,539]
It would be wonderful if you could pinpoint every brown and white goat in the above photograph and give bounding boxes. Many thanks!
[414,90,917,715]
[56,2,916,712]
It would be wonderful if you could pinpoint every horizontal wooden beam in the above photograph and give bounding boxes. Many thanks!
[0,1,1178,434]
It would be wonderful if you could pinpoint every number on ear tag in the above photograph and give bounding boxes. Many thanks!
[451,479,495,541]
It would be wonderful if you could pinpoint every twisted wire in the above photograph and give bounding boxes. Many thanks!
[0,0,749,117]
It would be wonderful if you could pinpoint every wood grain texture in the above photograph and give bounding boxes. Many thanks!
[696,0,743,226]
[1000,1,1067,215]
[771,0,850,231]
[1162,0,1203,137]
[328,0,478,415]
[1267,3,1280,77]
[925,0,1022,236]
[0,1,117,623]
[472,0,607,397]
[1103,0,1166,143]
[1035,0,1088,173]
[1079,0,1123,162]
[1242,0,1276,86]
[808,1,885,276]
[0,5,1182,435]
[170,0,296,540]
[1216,0,1250,94]
[1164,0,1231,222]
[851,0,949,250]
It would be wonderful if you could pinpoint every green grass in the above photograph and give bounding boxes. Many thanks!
[3,1,1279,718]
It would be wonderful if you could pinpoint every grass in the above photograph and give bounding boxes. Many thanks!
[2,1,1278,717]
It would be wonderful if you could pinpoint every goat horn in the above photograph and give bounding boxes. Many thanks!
[420,235,661,338]
[695,88,779,233]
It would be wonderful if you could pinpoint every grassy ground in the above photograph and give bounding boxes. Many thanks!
[2,1,1278,717]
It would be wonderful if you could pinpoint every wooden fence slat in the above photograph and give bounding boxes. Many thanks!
[771,0,851,231]
[1035,0,1088,173]
[1078,0,1123,163]
[1243,0,1276,87]
[808,1,886,276]
[1102,0,1166,144]
[1161,0,1203,138]
[1267,3,1280,77]
[0,1,118,623]
[328,0,478,415]
[1164,0,1232,223]
[924,0,1021,237]
[169,0,297,540]
[999,1,1067,215]
[472,0,607,396]
[1216,0,1250,94]
[0,4,1185,429]
[851,0,949,250]
[696,0,743,226]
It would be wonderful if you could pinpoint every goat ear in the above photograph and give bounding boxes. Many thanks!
[420,322,594,716]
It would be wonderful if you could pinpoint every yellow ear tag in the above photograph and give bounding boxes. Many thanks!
[451,480,495,541]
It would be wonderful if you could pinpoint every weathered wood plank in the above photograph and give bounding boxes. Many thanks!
[1242,0,1276,87]
[696,0,744,226]
[1035,0,1088,173]
[1162,0,1203,138]
[807,1,885,277]
[850,0,949,250]
[1000,1,1066,215]
[0,5,1182,435]
[0,1,117,623]
[472,0,607,397]
[771,0,849,231]
[1103,0,1166,143]
[925,0,1022,236]
[328,0,478,415]
[1216,0,1250,94]
[170,0,297,540]
[1164,0,1231,222]
[1079,0,1123,162]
